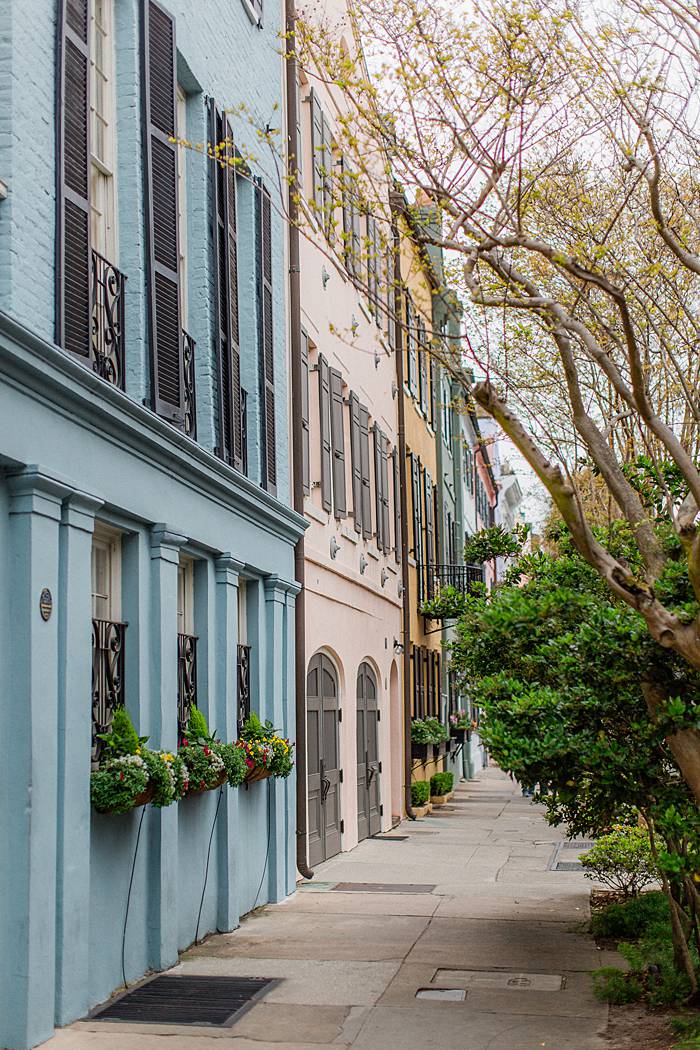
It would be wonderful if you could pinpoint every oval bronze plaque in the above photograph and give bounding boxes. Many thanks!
[40,588,52,621]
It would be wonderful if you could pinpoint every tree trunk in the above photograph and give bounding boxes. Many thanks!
[641,680,700,806]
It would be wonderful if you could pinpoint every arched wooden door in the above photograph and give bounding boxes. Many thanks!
[307,653,342,866]
[356,662,381,841]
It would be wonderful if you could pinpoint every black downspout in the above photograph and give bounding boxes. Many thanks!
[391,216,416,822]
[286,4,313,879]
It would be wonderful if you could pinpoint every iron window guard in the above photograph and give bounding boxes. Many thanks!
[91,249,126,390]
[237,643,252,730]
[91,617,127,767]
[178,632,198,743]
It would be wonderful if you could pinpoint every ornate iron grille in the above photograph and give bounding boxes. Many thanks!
[91,250,126,390]
[237,643,251,730]
[182,330,197,439]
[178,633,198,742]
[92,618,127,766]
[427,563,485,601]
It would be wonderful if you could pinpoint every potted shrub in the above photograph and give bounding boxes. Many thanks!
[410,719,435,761]
[449,710,470,743]
[91,706,188,814]
[430,770,454,805]
[236,713,294,783]
[179,707,247,795]
[411,779,431,817]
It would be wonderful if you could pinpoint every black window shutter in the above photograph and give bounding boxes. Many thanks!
[257,181,276,493]
[359,404,372,539]
[373,425,383,549]
[381,434,391,554]
[209,102,243,469]
[329,367,346,517]
[424,469,434,568]
[419,319,428,415]
[350,392,362,533]
[392,447,401,564]
[301,329,310,494]
[142,0,184,424]
[318,353,332,512]
[56,0,91,360]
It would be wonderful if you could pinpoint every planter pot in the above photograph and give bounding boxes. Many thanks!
[95,783,155,815]
[187,771,228,796]
[413,802,431,818]
[245,765,273,784]
[450,727,469,743]
[411,742,434,761]
[430,792,452,806]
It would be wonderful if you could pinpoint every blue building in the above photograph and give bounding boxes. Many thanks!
[0,1,304,1047]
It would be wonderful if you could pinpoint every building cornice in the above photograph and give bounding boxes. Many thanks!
[0,312,308,546]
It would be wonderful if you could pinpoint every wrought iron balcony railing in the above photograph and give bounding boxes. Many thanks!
[423,562,485,604]
[182,330,197,440]
[178,632,198,743]
[237,643,252,730]
[91,250,126,390]
[91,617,127,766]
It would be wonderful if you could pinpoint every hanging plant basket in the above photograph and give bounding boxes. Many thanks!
[94,783,155,815]
[450,727,469,743]
[245,765,274,784]
[411,742,434,761]
[187,771,228,796]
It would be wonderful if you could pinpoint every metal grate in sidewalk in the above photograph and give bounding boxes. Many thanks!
[90,975,275,1027]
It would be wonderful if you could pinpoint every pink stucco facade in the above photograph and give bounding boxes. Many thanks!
[296,51,404,861]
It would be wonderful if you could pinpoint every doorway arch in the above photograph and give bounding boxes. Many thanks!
[307,652,342,865]
[356,661,381,841]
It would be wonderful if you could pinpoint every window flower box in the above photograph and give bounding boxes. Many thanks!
[411,741,434,761]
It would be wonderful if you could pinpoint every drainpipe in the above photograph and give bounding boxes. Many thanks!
[286,2,313,879]
[390,214,416,821]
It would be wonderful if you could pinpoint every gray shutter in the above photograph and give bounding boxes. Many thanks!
[360,404,372,539]
[350,392,362,533]
[419,318,428,415]
[393,447,401,564]
[321,114,333,236]
[209,103,243,469]
[56,0,91,361]
[373,425,383,549]
[386,249,397,348]
[142,0,184,424]
[381,434,391,554]
[424,469,434,567]
[318,354,332,512]
[406,296,418,396]
[301,329,310,494]
[310,89,324,212]
[330,367,346,517]
[430,358,438,429]
[257,181,276,493]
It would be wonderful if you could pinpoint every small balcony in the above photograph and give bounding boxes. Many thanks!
[177,632,198,743]
[91,249,126,390]
[431,563,485,595]
[91,617,127,766]
[420,563,485,619]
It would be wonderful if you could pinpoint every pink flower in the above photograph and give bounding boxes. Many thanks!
[204,746,210,756]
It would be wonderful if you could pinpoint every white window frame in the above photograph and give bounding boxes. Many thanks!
[176,85,188,328]
[177,557,195,636]
[90,0,118,262]
[91,523,122,621]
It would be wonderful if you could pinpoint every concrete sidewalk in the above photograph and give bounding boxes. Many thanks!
[49,768,609,1049]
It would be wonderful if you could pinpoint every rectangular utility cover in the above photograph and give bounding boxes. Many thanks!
[434,970,563,991]
[91,975,275,1026]
[332,882,435,893]
[416,988,467,1001]
[372,834,409,841]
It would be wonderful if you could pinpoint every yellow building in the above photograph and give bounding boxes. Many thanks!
[390,196,446,790]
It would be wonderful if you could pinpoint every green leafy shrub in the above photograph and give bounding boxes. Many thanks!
[218,742,248,787]
[671,1014,700,1049]
[237,713,294,778]
[580,826,658,897]
[97,705,145,756]
[179,708,226,793]
[420,586,469,620]
[90,754,150,814]
[592,967,644,1005]
[590,891,668,940]
[430,771,454,796]
[411,780,430,806]
[142,748,188,807]
[411,719,434,744]
[424,717,449,744]
[187,705,212,741]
